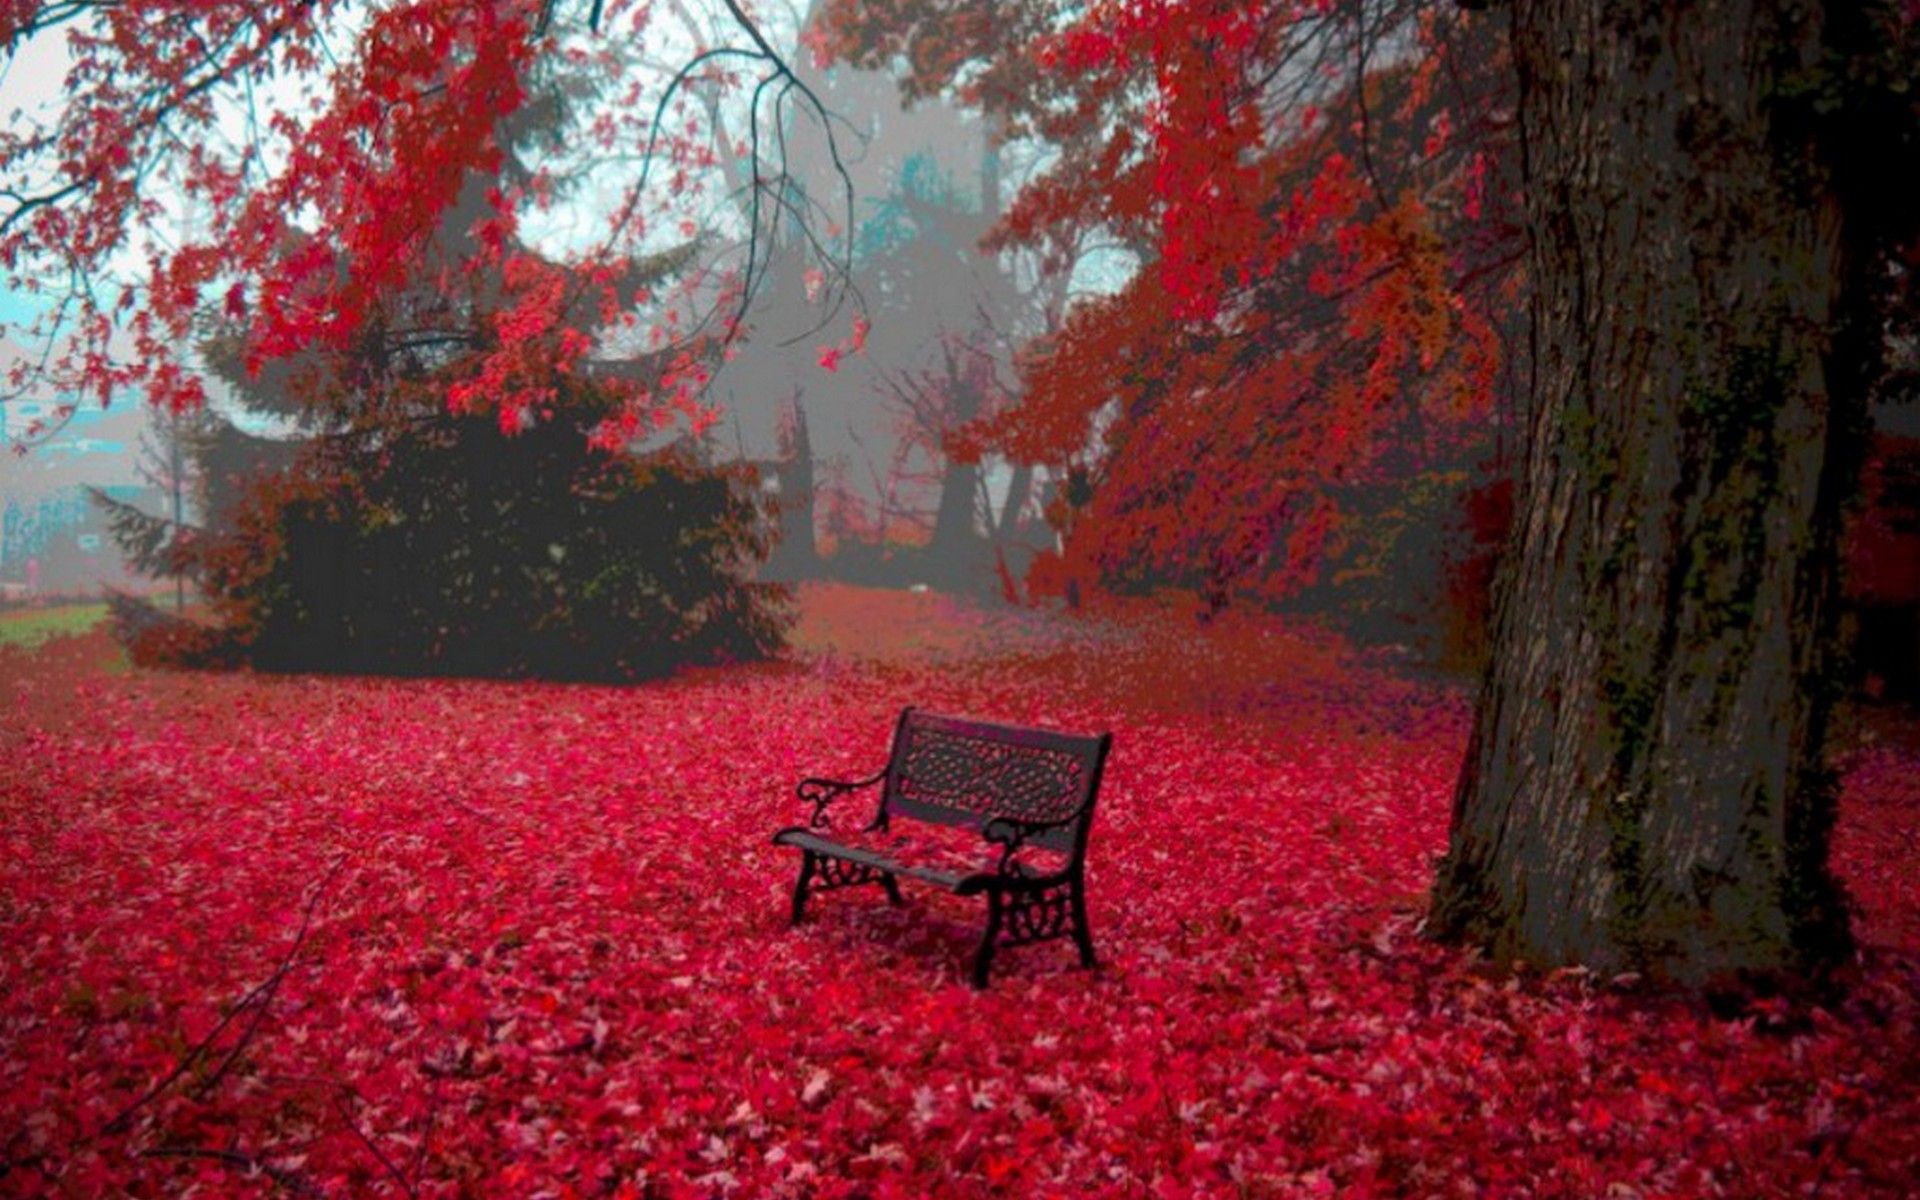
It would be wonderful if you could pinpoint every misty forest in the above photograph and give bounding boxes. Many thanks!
[1,0,1917,1195]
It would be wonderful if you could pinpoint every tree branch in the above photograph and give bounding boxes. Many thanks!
[100,856,347,1136]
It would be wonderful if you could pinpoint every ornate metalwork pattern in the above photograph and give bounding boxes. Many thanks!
[795,770,883,829]
[811,855,886,890]
[894,724,1088,826]
[1000,884,1073,946]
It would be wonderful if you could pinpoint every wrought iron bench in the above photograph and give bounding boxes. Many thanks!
[772,708,1112,988]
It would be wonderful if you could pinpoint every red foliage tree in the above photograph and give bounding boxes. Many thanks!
[821,0,1523,608]
[0,0,856,447]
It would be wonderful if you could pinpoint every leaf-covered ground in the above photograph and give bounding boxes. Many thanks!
[2,586,1916,1197]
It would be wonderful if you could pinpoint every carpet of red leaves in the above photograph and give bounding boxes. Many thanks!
[2,585,1916,1197]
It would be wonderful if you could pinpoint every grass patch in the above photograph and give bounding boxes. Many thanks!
[0,602,109,647]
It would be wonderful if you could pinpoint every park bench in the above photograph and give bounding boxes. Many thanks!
[772,708,1112,988]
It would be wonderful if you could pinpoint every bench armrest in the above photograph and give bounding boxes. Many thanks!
[982,808,1087,875]
[796,768,886,829]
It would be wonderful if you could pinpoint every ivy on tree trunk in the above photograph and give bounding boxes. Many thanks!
[1428,0,1901,986]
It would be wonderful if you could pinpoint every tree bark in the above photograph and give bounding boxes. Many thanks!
[1429,0,1872,986]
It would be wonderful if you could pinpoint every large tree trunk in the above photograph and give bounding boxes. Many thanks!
[1429,1,1874,986]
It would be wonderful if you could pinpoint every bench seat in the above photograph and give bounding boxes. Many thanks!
[773,825,1075,893]
[772,827,972,890]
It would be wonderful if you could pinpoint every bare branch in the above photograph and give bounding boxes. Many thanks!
[139,1146,326,1197]
[100,856,347,1137]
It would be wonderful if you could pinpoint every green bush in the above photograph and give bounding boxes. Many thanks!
[110,409,789,681]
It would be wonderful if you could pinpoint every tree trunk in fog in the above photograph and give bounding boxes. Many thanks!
[929,459,982,562]
[996,460,1032,543]
[917,108,1011,591]
[1429,0,1878,986]
[768,398,820,578]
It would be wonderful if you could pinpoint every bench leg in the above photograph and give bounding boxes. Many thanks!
[972,891,1004,990]
[1070,875,1097,969]
[880,872,904,906]
[790,851,817,925]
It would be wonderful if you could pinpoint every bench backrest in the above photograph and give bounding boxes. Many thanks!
[882,708,1111,855]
